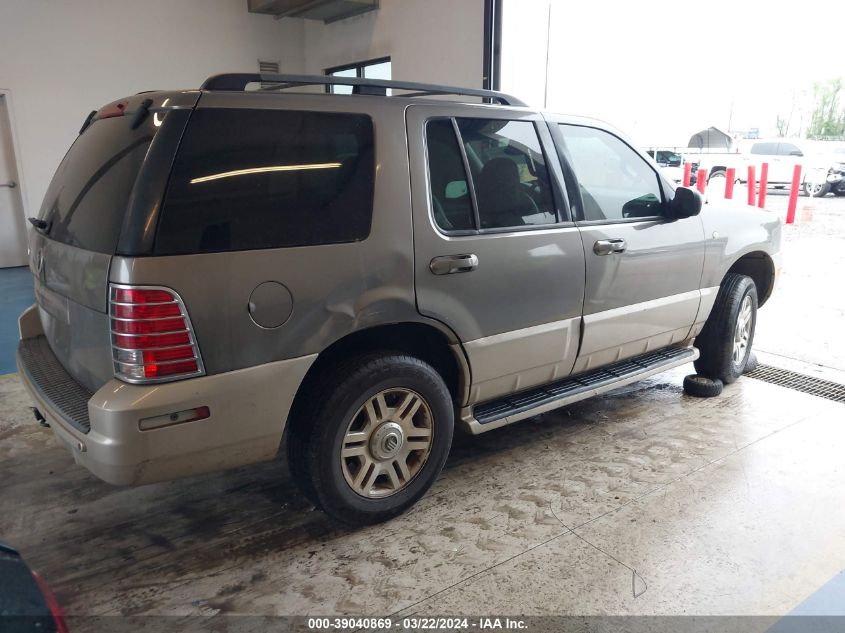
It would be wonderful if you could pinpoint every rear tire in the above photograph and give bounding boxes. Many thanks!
[683,374,723,398]
[694,273,758,384]
[288,353,454,526]
[803,181,830,197]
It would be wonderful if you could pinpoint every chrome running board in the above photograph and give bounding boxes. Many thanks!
[462,346,699,435]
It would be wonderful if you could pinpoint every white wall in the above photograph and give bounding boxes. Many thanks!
[0,0,304,216]
[300,0,484,90]
[0,0,484,218]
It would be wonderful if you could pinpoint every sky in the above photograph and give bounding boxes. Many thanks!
[500,0,843,147]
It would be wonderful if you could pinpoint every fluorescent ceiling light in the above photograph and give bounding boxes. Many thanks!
[191,162,342,184]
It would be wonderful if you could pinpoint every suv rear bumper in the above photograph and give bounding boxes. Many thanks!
[17,304,315,485]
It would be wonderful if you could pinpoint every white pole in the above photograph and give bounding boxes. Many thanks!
[543,3,551,109]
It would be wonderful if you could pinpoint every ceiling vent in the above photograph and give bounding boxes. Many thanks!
[248,0,379,23]
[258,60,281,88]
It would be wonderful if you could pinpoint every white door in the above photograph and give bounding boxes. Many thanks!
[772,142,803,184]
[0,93,28,268]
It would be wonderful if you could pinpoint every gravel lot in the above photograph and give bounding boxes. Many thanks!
[743,189,845,372]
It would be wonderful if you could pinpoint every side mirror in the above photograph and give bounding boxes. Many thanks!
[789,150,803,156]
[669,186,702,219]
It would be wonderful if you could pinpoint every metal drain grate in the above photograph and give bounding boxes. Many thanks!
[745,364,845,404]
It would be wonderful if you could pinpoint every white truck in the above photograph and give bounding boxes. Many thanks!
[694,139,845,197]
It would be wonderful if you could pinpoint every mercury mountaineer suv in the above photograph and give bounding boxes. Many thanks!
[17,74,781,525]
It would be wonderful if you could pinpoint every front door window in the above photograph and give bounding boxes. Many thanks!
[558,124,664,222]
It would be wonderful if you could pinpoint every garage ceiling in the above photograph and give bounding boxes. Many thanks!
[247,0,379,23]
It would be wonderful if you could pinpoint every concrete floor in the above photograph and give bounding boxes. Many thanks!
[752,191,845,371]
[0,266,34,374]
[1,193,844,622]
[2,362,845,619]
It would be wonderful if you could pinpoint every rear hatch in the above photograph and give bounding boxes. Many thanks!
[28,92,197,392]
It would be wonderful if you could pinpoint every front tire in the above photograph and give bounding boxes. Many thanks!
[289,353,454,526]
[707,170,726,197]
[694,273,758,384]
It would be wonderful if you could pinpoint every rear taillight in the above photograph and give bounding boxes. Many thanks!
[109,284,204,383]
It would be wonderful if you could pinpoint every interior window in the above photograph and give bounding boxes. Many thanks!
[326,57,392,95]
[558,125,663,222]
[456,119,556,229]
[425,119,475,231]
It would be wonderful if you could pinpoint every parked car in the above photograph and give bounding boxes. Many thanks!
[829,145,845,196]
[645,149,687,184]
[17,74,781,525]
[0,543,68,633]
[700,138,844,197]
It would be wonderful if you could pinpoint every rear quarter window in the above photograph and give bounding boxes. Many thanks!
[154,109,375,255]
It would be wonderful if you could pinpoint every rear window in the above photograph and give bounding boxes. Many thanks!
[38,117,155,254]
[154,109,375,255]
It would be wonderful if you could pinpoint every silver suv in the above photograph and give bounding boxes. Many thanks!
[17,74,781,525]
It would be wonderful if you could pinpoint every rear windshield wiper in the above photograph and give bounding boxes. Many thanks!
[130,98,154,130]
[28,217,51,234]
[79,110,96,135]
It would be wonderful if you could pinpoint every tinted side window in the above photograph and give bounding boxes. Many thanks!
[155,109,374,254]
[558,125,663,222]
[778,143,802,156]
[457,119,556,229]
[750,142,777,155]
[425,119,475,231]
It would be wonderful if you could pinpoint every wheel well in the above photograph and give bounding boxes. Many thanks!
[288,323,465,429]
[726,251,775,306]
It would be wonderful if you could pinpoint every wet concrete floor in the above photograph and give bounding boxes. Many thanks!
[2,362,844,618]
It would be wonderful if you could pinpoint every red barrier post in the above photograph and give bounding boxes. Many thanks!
[747,165,756,206]
[786,164,802,225]
[696,168,707,194]
[725,167,736,199]
[683,162,692,187]
[758,162,768,208]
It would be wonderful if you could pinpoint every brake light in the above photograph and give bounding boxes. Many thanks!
[109,284,204,383]
[96,99,128,120]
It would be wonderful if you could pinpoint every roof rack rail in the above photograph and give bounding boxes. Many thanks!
[199,73,526,107]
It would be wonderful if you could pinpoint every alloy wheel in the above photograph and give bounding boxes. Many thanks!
[340,388,434,498]
[732,295,753,366]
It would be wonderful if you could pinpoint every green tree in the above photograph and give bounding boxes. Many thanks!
[806,78,845,139]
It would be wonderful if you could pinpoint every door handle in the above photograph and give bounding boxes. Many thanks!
[0,181,16,188]
[593,239,627,255]
[430,254,479,275]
